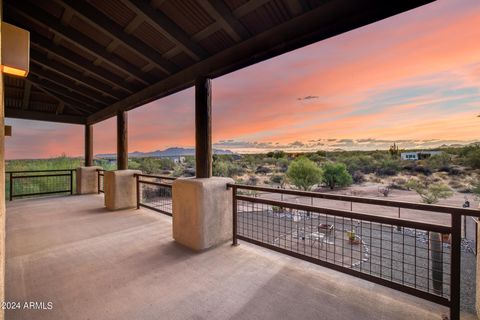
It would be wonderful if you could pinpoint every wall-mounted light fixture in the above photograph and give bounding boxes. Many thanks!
[1,22,30,77]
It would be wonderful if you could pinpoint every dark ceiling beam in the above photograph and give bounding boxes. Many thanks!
[163,0,268,59]
[284,0,304,17]
[29,64,112,107]
[30,51,121,101]
[27,75,99,114]
[5,108,86,124]
[5,1,153,86]
[18,79,86,116]
[231,0,271,17]
[87,0,434,124]
[199,1,250,41]
[57,1,178,76]
[30,34,135,95]
[56,102,65,115]
[30,52,119,104]
[21,81,32,110]
[119,0,208,61]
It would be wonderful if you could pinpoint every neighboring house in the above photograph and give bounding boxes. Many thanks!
[401,151,442,161]
[166,156,185,164]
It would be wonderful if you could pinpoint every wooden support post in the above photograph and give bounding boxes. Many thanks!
[195,77,212,178]
[85,124,93,166]
[117,111,128,170]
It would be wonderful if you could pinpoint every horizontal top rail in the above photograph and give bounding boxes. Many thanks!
[236,195,451,234]
[228,183,480,218]
[12,173,72,179]
[138,180,173,188]
[7,169,75,174]
[135,173,176,181]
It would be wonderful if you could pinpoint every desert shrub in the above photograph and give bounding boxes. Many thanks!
[305,153,324,163]
[321,163,353,189]
[472,182,480,198]
[406,179,453,204]
[286,157,323,191]
[466,149,480,169]
[213,160,244,177]
[447,166,462,176]
[341,155,376,174]
[276,158,290,172]
[270,174,284,184]
[351,171,365,184]
[390,178,408,190]
[426,153,451,170]
[246,175,259,186]
[255,166,272,174]
[266,150,287,159]
[413,166,432,176]
[135,157,175,173]
[262,157,277,165]
[376,158,401,176]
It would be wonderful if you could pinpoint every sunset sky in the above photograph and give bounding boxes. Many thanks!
[6,0,480,159]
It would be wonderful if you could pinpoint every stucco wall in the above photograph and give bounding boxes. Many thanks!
[0,1,6,318]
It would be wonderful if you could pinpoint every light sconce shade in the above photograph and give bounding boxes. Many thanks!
[1,22,30,77]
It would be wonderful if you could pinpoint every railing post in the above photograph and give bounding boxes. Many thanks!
[232,185,238,246]
[136,174,140,210]
[97,170,100,194]
[450,214,461,320]
[9,172,13,201]
[70,169,74,195]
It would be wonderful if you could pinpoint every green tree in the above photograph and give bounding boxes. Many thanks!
[286,157,322,191]
[321,163,353,189]
[472,181,480,198]
[466,148,480,169]
[405,180,453,204]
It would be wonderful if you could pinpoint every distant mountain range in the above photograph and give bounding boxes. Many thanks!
[96,147,234,159]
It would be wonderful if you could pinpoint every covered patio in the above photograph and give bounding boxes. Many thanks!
[1,0,476,320]
[6,195,446,320]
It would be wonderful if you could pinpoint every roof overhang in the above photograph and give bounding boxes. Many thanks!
[3,0,435,125]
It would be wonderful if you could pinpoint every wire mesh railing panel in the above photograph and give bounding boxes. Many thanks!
[7,170,75,199]
[136,174,175,216]
[231,185,458,308]
[97,170,104,194]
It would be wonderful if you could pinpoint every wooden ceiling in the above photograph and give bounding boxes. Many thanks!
[3,0,434,125]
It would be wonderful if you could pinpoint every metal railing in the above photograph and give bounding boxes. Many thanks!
[135,174,176,216]
[228,184,479,320]
[97,169,105,194]
[7,169,75,200]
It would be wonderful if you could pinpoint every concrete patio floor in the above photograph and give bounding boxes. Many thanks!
[6,195,450,320]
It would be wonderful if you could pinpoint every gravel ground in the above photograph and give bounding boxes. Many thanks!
[238,205,477,315]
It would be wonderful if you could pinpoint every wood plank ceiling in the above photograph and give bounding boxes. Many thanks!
[2,0,434,125]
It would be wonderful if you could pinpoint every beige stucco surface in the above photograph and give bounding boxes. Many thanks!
[172,177,234,251]
[0,8,5,320]
[104,169,140,210]
[76,166,101,194]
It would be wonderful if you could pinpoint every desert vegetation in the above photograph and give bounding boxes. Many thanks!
[6,144,480,202]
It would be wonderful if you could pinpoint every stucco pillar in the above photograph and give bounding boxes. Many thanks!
[104,170,140,210]
[0,7,6,319]
[76,166,102,194]
[172,177,233,251]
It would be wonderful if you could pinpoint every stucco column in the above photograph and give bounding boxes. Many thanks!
[76,166,102,194]
[172,177,233,251]
[104,170,141,210]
